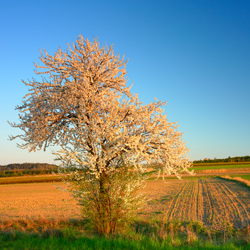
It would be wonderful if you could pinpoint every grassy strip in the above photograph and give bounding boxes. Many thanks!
[219,174,250,189]
[0,176,61,185]
[1,219,250,250]
[148,175,219,181]
[218,176,250,191]
[190,164,250,172]
[1,233,249,250]
[193,162,250,166]
[233,175,250,181]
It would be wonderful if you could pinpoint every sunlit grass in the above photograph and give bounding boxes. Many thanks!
[234,175,250,181]
[190,164,250,172]
[1,219,250,250]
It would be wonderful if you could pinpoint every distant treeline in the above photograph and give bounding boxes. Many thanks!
[194,155,250,164]
[0,163,58,177]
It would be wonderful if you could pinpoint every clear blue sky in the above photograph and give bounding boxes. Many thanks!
[1,0,249,165]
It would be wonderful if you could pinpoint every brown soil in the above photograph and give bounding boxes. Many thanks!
[1,178,250,230]
[0,183,82,221]
[140,178,250,229]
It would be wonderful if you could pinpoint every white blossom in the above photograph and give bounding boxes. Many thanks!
[9,36,193,234]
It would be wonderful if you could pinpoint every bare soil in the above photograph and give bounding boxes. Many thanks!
[1,178,250,230]
[0,183,82,220]
[141,178,250,229]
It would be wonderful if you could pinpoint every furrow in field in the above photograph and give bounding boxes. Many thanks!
[197,179,204,222]
[201,178,233,228]
[194,179,203,222]
[166,180,191,221]
[176,180,196,221]
[218,180,250,228]
[168,180,202,223]
[222,179,250,218]
[214,180,245,227]
[200,179,214,226]
[177,181,190,220]
[200,178,250,229]
[167,180,200,222]
[188,179,203,222]
[184,180,197,221]
[171,179,201,223]
[211,179,238,227]
[213,178,250,228]
[183,181,193,221]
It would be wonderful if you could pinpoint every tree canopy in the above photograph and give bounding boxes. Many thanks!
[10,36,193,234]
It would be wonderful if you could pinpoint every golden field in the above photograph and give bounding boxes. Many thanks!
[1,178,250,230]
[0,182,82,221]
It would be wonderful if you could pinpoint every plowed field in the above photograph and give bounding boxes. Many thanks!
[142,178,250,229]
[1,178,250,230]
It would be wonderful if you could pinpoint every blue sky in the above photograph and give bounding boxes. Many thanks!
[1,0,249,165]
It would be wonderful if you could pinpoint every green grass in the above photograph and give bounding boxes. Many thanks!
[233,175,250,181]
[193,162,250,166]
[190,164,250,172]
[219,174,250,182]
[1,235,249,250]
[1,220,250,250]
[148,175,220,181]
[1,228,250,250]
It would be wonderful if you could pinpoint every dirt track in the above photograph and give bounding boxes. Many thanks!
[142,178,250,229]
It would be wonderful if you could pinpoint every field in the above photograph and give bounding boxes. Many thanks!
[0,175,60,185]
[0,182,81,221]
[1,168,250,249]
[233,175,250,181]
[144,178,250,229]
[190,163,250,173]
[1,177,250,230]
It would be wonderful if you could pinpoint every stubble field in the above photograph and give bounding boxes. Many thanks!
[0,182,81,221]
[1,177,250,230]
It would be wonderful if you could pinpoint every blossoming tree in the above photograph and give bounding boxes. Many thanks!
[9,36,193,234]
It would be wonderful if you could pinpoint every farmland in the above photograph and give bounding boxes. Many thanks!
[0,182,81,221]
[0,175,60,185]
[191,163,250,173]
[1,165,250,249]
[1,177,250,230]
[143,178,250,229]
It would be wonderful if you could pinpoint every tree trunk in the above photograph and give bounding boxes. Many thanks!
[97,171,114,235]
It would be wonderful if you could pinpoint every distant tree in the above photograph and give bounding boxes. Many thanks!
[9,36,193,235]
